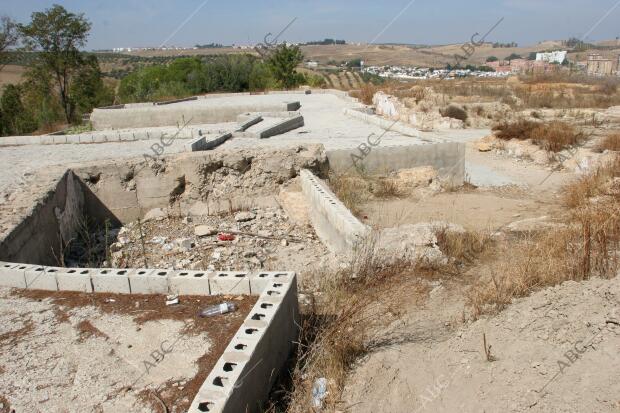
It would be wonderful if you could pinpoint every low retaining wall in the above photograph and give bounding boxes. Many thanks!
[300,169,369,254]
[326,141,466,185]
[91,100,300,130]
[0,263,298,413]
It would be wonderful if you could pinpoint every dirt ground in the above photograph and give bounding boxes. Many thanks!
[342,274,620,412]
[0,288,256,413]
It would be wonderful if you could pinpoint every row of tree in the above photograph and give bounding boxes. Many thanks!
[119,44,315,103]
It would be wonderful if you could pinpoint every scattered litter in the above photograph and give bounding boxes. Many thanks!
[218,233,235,242]
[312,377,328,408]
[199,302,237,318]
[104,298,116,303]
[166,294,179,306]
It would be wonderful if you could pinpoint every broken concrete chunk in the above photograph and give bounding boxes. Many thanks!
[234,211,256,222]
[194,225,217,237]
[176,238,195,251]
[144,208,167,221]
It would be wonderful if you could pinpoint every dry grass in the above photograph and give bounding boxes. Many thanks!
[468,154,620,319]
[328,173,404,216]
[564,155,620,208]
[595,132,620,153]
[349,83,379,105]
[492,119,584,152]
[268,224,492,411]
[436,228,492,269]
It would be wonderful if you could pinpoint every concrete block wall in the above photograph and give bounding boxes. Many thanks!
[326,142,466,185]
[91,101,300,130]
[189,271,298,413]
[0,263,298,413]
[300,169,370,254]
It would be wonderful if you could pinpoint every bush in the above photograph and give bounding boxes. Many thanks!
[595,133,620,153]
[440,104,468,122]
[493,119,583,152]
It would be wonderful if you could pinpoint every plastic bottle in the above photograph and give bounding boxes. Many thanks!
[199,302,237,318]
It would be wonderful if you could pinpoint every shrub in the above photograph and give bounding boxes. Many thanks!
[440,104,468,122]
[493,119,583,152]
[595,133,620,153]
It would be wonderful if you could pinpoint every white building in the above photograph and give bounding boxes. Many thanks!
[536,51,567,64]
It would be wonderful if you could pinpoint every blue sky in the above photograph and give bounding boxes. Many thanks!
[4,0,620,49]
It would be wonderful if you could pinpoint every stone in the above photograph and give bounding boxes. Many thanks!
[176,238,195,251]
[194,225,217,237]
[144,208,167,221]
[235,211,256,222]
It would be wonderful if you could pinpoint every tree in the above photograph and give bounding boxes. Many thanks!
[0,16,19,71]
[70,54,114,115]
[486,56,499,62]
[19,4,92,123]
[506,53,523,61]
[267,44,304,89]
[0,85,37,135]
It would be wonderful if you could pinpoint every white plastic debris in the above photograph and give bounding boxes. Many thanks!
[166,294,179,306]
[312,377,327,408]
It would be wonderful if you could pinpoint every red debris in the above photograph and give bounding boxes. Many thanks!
[218,233,236,242]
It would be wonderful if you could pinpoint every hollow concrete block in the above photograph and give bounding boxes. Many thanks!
[209,272,251,295]
[56,268,93,292]
[91,269,131,293]
[128,269,169,294]
[169,270,210,295]
[25,266,59,291]
[0,262,27,288]
[249,271,294,295]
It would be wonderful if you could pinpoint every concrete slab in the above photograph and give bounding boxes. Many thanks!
[209,272,251,295]
[169,270,210,295]
[56,268,93,292]
[128,269,169,294]
[91,269,131,293]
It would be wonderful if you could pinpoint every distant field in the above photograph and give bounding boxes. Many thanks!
[0,65,26,87]
[117,41,620,68]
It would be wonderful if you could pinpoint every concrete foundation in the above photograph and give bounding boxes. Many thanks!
[185,133,232,152]
[91,97,301,130]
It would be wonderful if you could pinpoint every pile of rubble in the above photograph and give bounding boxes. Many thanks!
[103,206,329,272]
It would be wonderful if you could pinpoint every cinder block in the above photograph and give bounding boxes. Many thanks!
[185,132,231,152]
[91,269,131,294]
[249,271,294,294]
[286,101,301,111]
[169,270,210,295]
[25,266,59,291]
[56,268,93,292]
[0,262,26,288]
[52,135,67,144]
[129,269,169,294]
[209,272,251,295]
[78,134,94,144]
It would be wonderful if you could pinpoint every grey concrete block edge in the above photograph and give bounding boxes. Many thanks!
[300,169,370,254]
[0,262,298,413]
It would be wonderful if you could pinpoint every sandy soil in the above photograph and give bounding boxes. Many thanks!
[343,275,620,412]
[0,288,256,413]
